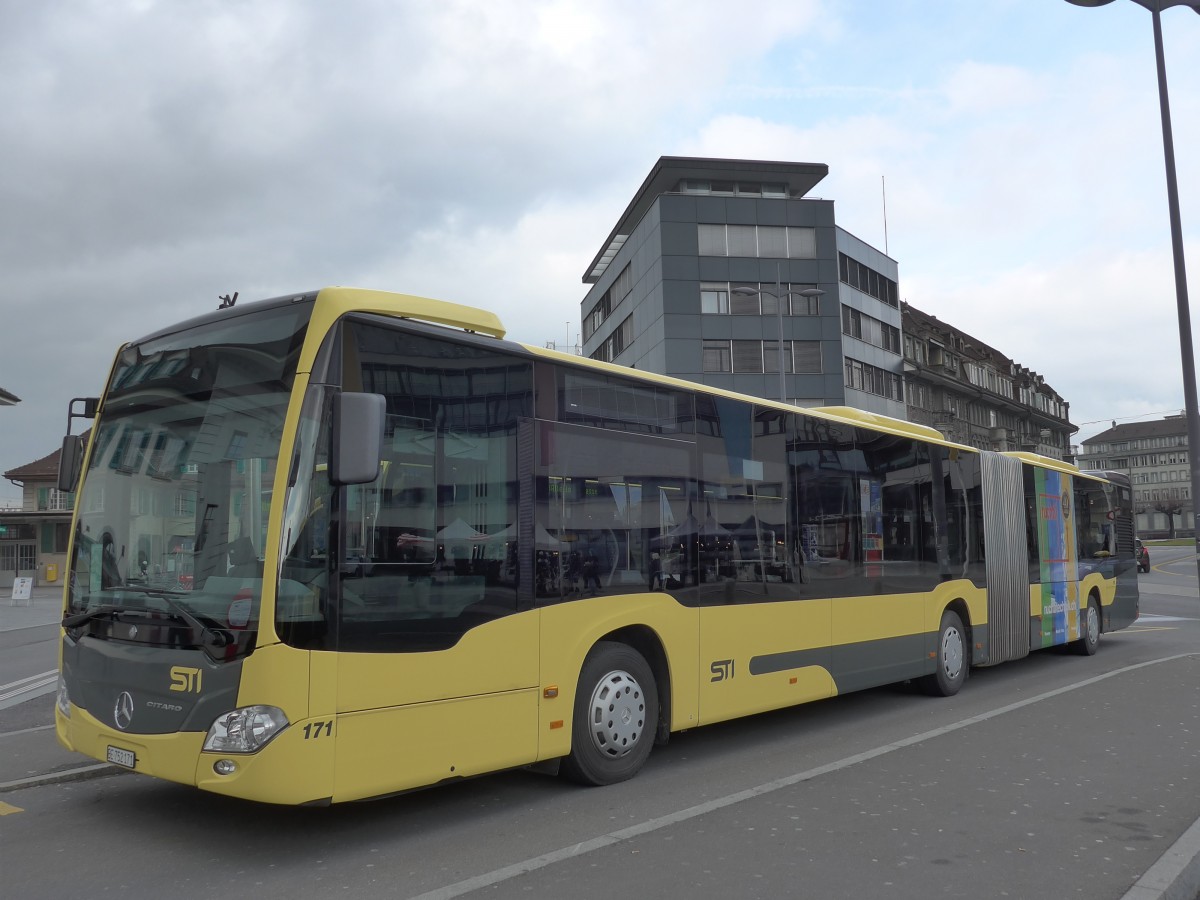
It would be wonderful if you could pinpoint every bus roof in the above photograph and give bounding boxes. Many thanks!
[1003,451,1108,483]
[303,287,1052,459]
[520,343,970,450]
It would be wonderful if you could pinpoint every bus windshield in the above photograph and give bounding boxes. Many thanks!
[65,299,312,657]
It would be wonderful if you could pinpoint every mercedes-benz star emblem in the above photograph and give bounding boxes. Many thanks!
[114,691,135,731]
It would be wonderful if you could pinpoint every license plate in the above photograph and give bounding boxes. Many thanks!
[106,745,136,769]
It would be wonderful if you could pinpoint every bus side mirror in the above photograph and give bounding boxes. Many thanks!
[330,392,385,486]
[58,434,84,493]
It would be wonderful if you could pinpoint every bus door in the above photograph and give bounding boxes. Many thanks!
[329,323,539,800]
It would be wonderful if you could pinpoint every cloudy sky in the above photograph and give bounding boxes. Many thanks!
[2,0,1198,504]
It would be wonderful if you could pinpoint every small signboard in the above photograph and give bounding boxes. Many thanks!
[11,577,33,605]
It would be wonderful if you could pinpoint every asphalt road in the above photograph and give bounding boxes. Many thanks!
[1,547,1198,900]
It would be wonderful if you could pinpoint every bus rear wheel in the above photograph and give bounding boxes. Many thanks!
[562,641,658,786]
[919,610,967,697]
[1075,597,1101,656]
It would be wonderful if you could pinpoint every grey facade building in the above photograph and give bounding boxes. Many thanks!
[579,157,904,417]
[1075,417,1194,538]
[901,302,1075,460]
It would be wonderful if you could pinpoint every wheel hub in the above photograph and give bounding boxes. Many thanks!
[587,670,646,759]
[942,626,963,678]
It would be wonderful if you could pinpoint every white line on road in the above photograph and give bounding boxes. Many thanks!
[0,670,57,710]
[410,653,1198,900]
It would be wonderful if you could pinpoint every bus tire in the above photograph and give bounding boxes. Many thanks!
[1075,597,1101,656]
[561,641,658,786]
[919,610,967,697]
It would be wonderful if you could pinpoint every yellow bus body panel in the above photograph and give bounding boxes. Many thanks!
[932,581,988,636]
[332,689,539,802]
[329,611,539,801]
[235,642,310,720]
[1080,571,1117,610]
[56,704,204,789]
[698,598,834,725]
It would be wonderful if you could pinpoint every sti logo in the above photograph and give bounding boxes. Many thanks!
[169,666,203,693]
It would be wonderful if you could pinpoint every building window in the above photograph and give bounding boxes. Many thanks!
[174,491,197,516]
[763,341,791,374]
[727,225,757,256]
[906,379,930,409]
[583,263,633,341]
[732,341,764,373]
[702,340,732,373]
[787,227,817,258]
[701,283,729,314]
[679,180,788,198]
[588,315,635,363]
[701,282,820,316]
[36,488,74,511]
[792,341,822,374]
[757,226,787,258]
[698,224,727,256]
[841,305,900,354]
[698,225,817,259]
[844,357,903,401]
[838,252,898,308]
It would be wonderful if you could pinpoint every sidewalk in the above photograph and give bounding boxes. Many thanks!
[1,584,65,632]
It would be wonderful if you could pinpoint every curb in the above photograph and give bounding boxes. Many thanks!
[1122,814,1200,900]
[0,763,126,793]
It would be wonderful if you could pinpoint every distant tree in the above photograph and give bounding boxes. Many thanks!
[1154,500,1184,540]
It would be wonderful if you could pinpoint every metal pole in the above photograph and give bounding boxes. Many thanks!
[1149,5,1200,575]
[777,263,786,403]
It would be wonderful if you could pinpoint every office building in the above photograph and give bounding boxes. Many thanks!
[579,157,904,417]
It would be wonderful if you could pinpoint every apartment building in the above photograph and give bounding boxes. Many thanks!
[902,302,1075,459]
[1076,416,1193,538]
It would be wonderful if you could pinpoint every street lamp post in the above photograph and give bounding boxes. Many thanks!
[1065,0,1200,571]
[733,271,825,403]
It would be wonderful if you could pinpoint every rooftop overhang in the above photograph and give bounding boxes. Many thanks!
[0,386,19,406]
[583,156,829,283]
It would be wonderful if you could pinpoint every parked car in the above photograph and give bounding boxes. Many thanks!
[1135,539,1150,573]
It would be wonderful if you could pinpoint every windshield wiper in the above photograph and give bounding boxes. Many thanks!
[62,604,132,628]
[117,584,187,597]
[118,585,235,648]
[64,587,236,649]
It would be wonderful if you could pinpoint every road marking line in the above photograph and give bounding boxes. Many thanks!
[0,802,24,815]
[0,724,56,740]
[0,670,56,693]
[0,673,56,705]
[410,652,1198,900]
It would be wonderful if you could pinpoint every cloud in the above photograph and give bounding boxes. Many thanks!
[1,0,1198,501]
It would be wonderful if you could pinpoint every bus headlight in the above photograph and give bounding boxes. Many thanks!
[56,675,71,719]
[203,706,288,753]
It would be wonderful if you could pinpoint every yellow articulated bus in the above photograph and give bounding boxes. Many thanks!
[54,288,1139,805]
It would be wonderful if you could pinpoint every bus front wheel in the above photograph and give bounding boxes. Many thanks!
[562,641,658,786]
[919,610,967,697]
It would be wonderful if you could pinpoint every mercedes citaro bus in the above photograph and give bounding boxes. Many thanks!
[54,287,1139,804]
